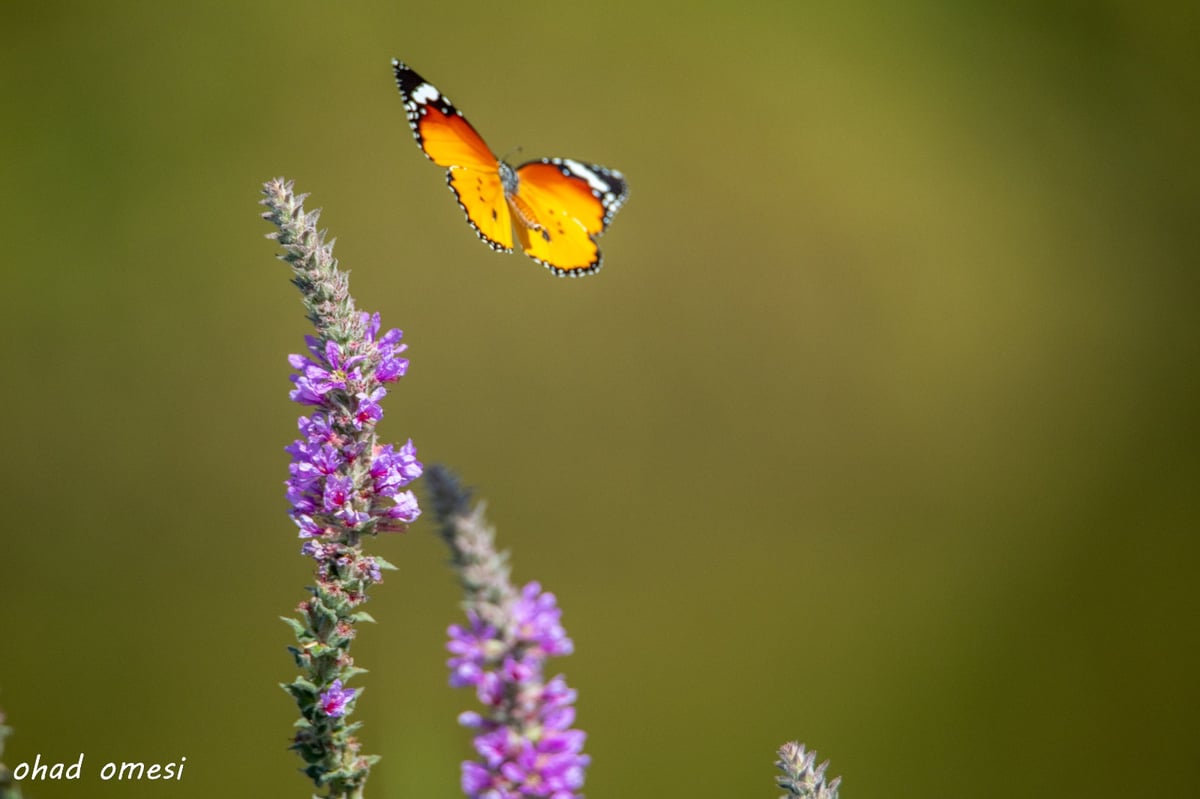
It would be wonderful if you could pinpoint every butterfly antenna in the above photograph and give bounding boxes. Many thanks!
[500,144,524,165]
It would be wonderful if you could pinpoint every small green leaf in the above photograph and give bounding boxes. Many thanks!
[280,616,308,637]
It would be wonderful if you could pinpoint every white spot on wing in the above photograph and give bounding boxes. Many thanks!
[560,158,616,194]
[411,82,441,105]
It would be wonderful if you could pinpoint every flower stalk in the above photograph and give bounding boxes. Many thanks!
[426,465,590,799]
[262,178,422,798]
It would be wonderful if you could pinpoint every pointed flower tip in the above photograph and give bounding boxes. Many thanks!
[776,741,840,799]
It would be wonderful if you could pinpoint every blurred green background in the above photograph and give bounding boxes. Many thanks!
[2,1,1197,797]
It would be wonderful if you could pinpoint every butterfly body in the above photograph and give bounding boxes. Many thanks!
[393,60,628,277]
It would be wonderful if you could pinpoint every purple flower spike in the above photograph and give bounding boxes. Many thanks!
[281,306,423,545]
[425,466,590,799]
[263,178,424,796]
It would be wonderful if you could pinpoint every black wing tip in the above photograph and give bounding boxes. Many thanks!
[392,60,427,92]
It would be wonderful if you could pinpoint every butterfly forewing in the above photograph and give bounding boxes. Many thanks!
[393,60,513,250]
[393,61,495,170]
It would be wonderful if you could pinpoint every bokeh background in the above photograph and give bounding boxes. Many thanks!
[2,2,1197,797]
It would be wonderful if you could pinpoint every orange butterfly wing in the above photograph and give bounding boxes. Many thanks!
[512,159,628,276]
[393,60,513,251]
[446,160,513,252]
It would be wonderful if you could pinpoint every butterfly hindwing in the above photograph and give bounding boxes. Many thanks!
[448,167,513,251]
[513,158,629,276]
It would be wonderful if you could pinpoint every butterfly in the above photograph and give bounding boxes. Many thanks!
[392,59,628,277]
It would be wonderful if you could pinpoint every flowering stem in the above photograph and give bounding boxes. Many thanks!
[261,178,422,798]
[425,465,591,799]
